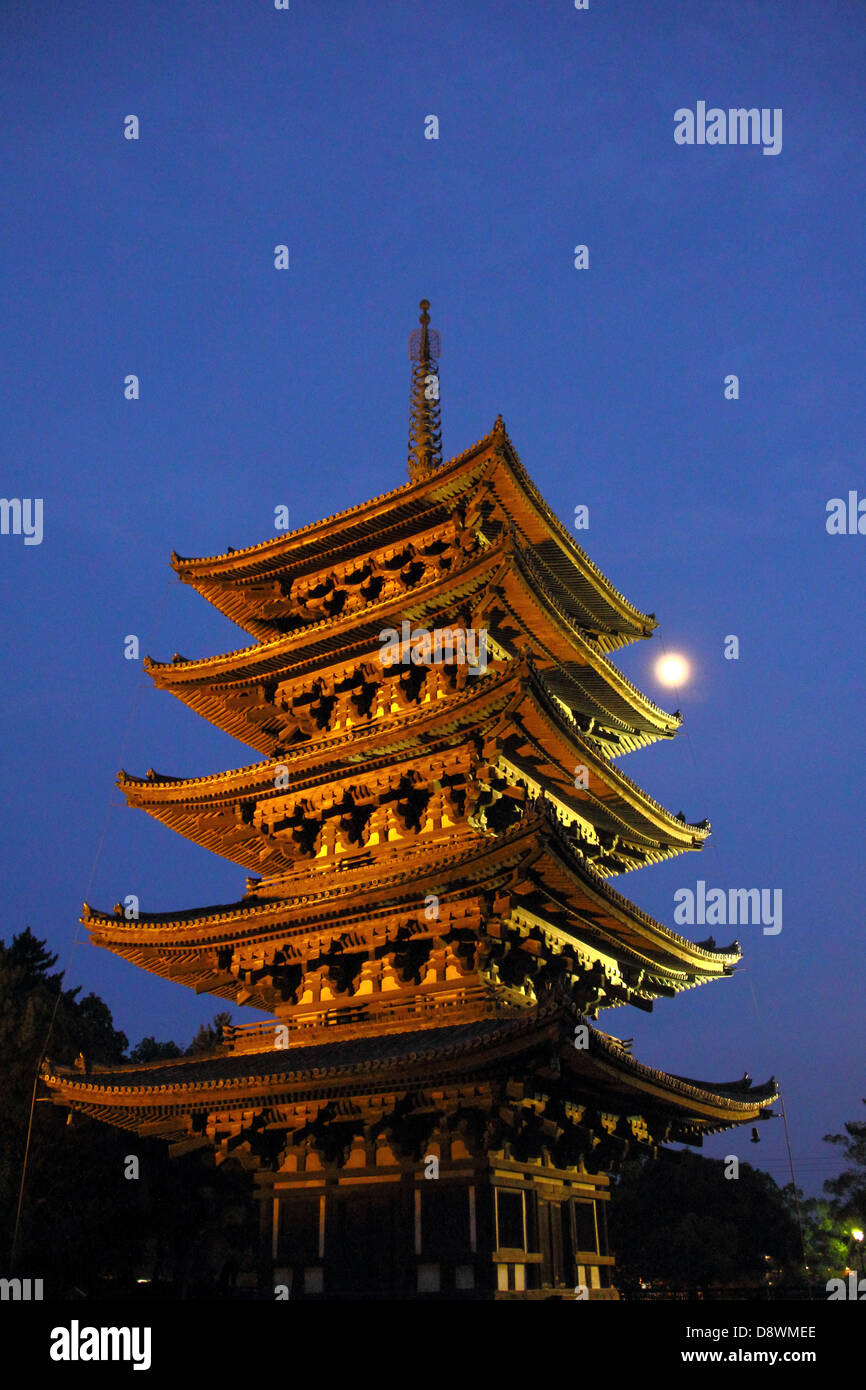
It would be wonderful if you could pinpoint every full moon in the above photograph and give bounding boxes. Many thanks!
[655,653,690,687]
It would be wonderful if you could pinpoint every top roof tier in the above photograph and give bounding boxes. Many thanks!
[171,420,657,652]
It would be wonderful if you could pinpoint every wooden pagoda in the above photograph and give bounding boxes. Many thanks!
[43,301,777,1299]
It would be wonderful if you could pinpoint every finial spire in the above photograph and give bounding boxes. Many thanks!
[408,298,442,481]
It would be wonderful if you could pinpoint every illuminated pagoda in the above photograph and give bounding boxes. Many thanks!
[43,301,777,1300]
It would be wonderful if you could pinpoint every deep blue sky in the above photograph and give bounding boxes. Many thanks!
[2,2,864,1197]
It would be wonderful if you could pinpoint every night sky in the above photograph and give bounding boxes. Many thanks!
[2,1,864,1199]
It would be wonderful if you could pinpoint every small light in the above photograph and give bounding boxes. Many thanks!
[852,1229,865,1242]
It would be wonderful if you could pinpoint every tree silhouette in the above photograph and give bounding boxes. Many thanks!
[609,1150,800,1297]
[0,929,256,1297]
[824,1099,866,1228]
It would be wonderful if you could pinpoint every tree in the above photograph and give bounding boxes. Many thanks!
[128,1036,183,1063]
[824,1099,866,1230]
[0,929,256,1296]
[0,927,133,1287]
[187,1011,234,1055]
[609,1150,801,1298]
[781,1189,849,1283]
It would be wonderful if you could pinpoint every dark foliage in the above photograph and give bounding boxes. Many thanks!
[609,1149,801,1297]
[187,1012,234,1056]
[128,1036,182,1063]
[824,1098,866,1227]
[0,929,257,1298]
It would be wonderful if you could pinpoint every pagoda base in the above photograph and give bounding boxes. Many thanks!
[257,1151,618,1301]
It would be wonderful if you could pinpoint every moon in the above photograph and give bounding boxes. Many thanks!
[655,653,690,687]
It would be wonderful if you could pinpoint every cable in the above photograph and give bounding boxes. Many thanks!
[780,1094,812,1294]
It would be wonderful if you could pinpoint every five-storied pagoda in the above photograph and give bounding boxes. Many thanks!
[43,303,777,1299]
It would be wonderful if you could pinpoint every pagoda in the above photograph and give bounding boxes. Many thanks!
[43,301,777,1300]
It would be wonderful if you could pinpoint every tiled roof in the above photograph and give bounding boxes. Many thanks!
[42,1003,777,1118]
[43,1015,537,1099]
